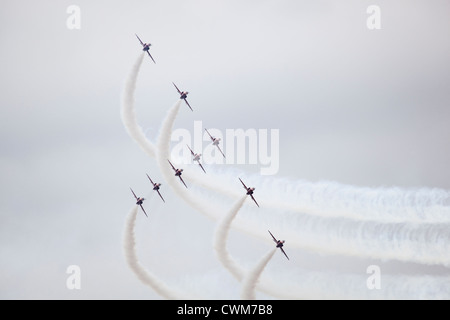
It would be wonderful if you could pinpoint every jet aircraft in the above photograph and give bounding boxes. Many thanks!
[135,34,156,64]
[187,145,206,173]
[146,174,165,203]
[205,128,225,158]
[268,230,289,260]
[173,82,193,111]
[130,188,148,217]
[239,178,259,207]
[168,160,188,188]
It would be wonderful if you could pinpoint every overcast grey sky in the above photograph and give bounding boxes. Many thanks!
[1,0,449,299]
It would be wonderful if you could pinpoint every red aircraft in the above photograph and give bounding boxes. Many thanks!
[173,82,193,111]
[187,145,206,173]
[130,188,148,217]
[239,178,259,207]
[268,230,289,260]
[168,160,188,188]
[135,34,156,64]
[146,174,165,203]
[205,128,225,158]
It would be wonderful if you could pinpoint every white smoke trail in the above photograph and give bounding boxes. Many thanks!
[213,195,247,282]
[156,99,183,190]
[240,248,276,300]
[212,195,301,299]
[123,206,186,299]
[121,52,157,158]
[281,181,450,223]
[183,167,450,224]
[277,213,450,267]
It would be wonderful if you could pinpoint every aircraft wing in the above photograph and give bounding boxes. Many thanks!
[268,230,278,244]
[179,175,188,188]
[250,194,260,207]
[205,128,213,140]
[156,190,165,203]
[216,145,226,158]
[130,187,138,200]
[198,161,206,174]
[172,82,182,94]
[168,160,176,171]
[184,98,193,111]
[139,204,148,217]
[147,51,156,64]
[280,247,289,260]
[187,145,195,156]
[135,34,144,46]
[239,178,248,190]
[146,174,155,186]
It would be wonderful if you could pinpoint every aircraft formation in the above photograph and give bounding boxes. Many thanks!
[129,34,289,261]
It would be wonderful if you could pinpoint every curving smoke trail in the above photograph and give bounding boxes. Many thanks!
[212,194,300,299]
[156,99,184,194]
[123,206,186,299]
[184,171,450,223]
[240,248,276,300]
[213,196,247,282]
[121,52,157,158]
